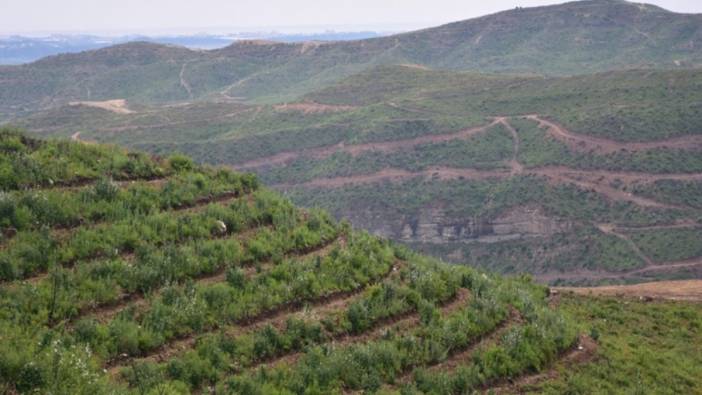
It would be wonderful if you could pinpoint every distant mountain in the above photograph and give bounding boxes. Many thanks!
[0,31,385,65]
[1,0,701,117]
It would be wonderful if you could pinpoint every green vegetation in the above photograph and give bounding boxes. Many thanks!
[633,180,702,210]
[628,227,702,264]
[289,176,683,229]
[536,294,702,394]
[260,124,512,185]
[0,132,583,394]
[4,3,702,289]
[512,118,702,173]
[0,126,166,190]
[4,0,702,117]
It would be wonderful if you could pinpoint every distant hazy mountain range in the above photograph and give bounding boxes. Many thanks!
[0,31,385,65]
[2,0,701,118]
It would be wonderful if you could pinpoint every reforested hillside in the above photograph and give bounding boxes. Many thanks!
[1,129,701,395]
[1,129,701,394]
[0,129,576,393]
[19,66,702,285]
[2,0,702,117]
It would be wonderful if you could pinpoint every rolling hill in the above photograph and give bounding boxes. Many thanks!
[2,0,702,118]
[17,65,702,285]
[1,128,701,394]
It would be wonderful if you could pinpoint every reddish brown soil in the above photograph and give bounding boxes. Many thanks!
[277,164,692,210]
[1,193,247,288]
[85,234,336,326]
[498,118,524,175]
[530,166,702,187]
[595,223,654,266]
[387,308,522,388]
[427,308,521,374]
[106,259,401,374]
[256,288,472,373]
[554,280,702,302]
[526,115,702,155]
[261,116,702,211]
[233,120,500,170]
[488,334,598,394]
[530,168,680,209]
[276,167,511,189]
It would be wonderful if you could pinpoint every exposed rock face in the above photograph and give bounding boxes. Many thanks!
[340,205,570,244]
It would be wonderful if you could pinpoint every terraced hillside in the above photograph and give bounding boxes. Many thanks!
[0,128,589,394]
[2,0,702,118]
[19,66,702,286]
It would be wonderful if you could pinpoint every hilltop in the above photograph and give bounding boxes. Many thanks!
[2,0,702,117]
[1,129,701,394]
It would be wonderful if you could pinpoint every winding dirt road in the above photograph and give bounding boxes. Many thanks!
[526,115,702,155]
[233,120,500,170]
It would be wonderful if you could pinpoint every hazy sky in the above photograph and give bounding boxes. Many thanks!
[2,0,701,35]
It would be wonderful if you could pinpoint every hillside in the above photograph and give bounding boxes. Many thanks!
[18,66,702,286]
[1,129,701,394]
[0,129,572,393]
[2,0,702,117]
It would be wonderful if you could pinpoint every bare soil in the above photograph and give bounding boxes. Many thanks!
[106,259,400,374]
[526,115,702,154]
[69,99,134,114]
[274,102,355,114]
[260,116,702,210]
[257,287,472,373]
[234,120,499,170]
[554,280,702,302]
[488,334,598,394]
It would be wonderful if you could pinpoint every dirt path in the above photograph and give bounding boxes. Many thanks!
[612,220,699,232]
[69,99,134,114]
[258,288,472,372]
[233,120,499,170]
[106,260,400,373]
[526,115,702,155]
[627,258,702,276]
[275,167,511,189]
[595,223,654,266]
[87,234,338,325]
[275,164,684,209]
[530,165,702,186]
[554,280,702,302]
[386,308,521,389]
[532,168,679,209]
[536,256,702,283]
[179,62,193,99]
[274,102,355,114]
[487,334,598,394]
[1,193,247,288]
[499,118,524,175]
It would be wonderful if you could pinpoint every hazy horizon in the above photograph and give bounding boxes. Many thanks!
[3,0,702,36]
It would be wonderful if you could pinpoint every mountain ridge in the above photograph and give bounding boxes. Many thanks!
[2,0,702,118]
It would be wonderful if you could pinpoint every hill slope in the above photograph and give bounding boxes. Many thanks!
[2,0,702,117]
[1,130,701,394]
[18,66,702,285]
[0,129,581,393]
